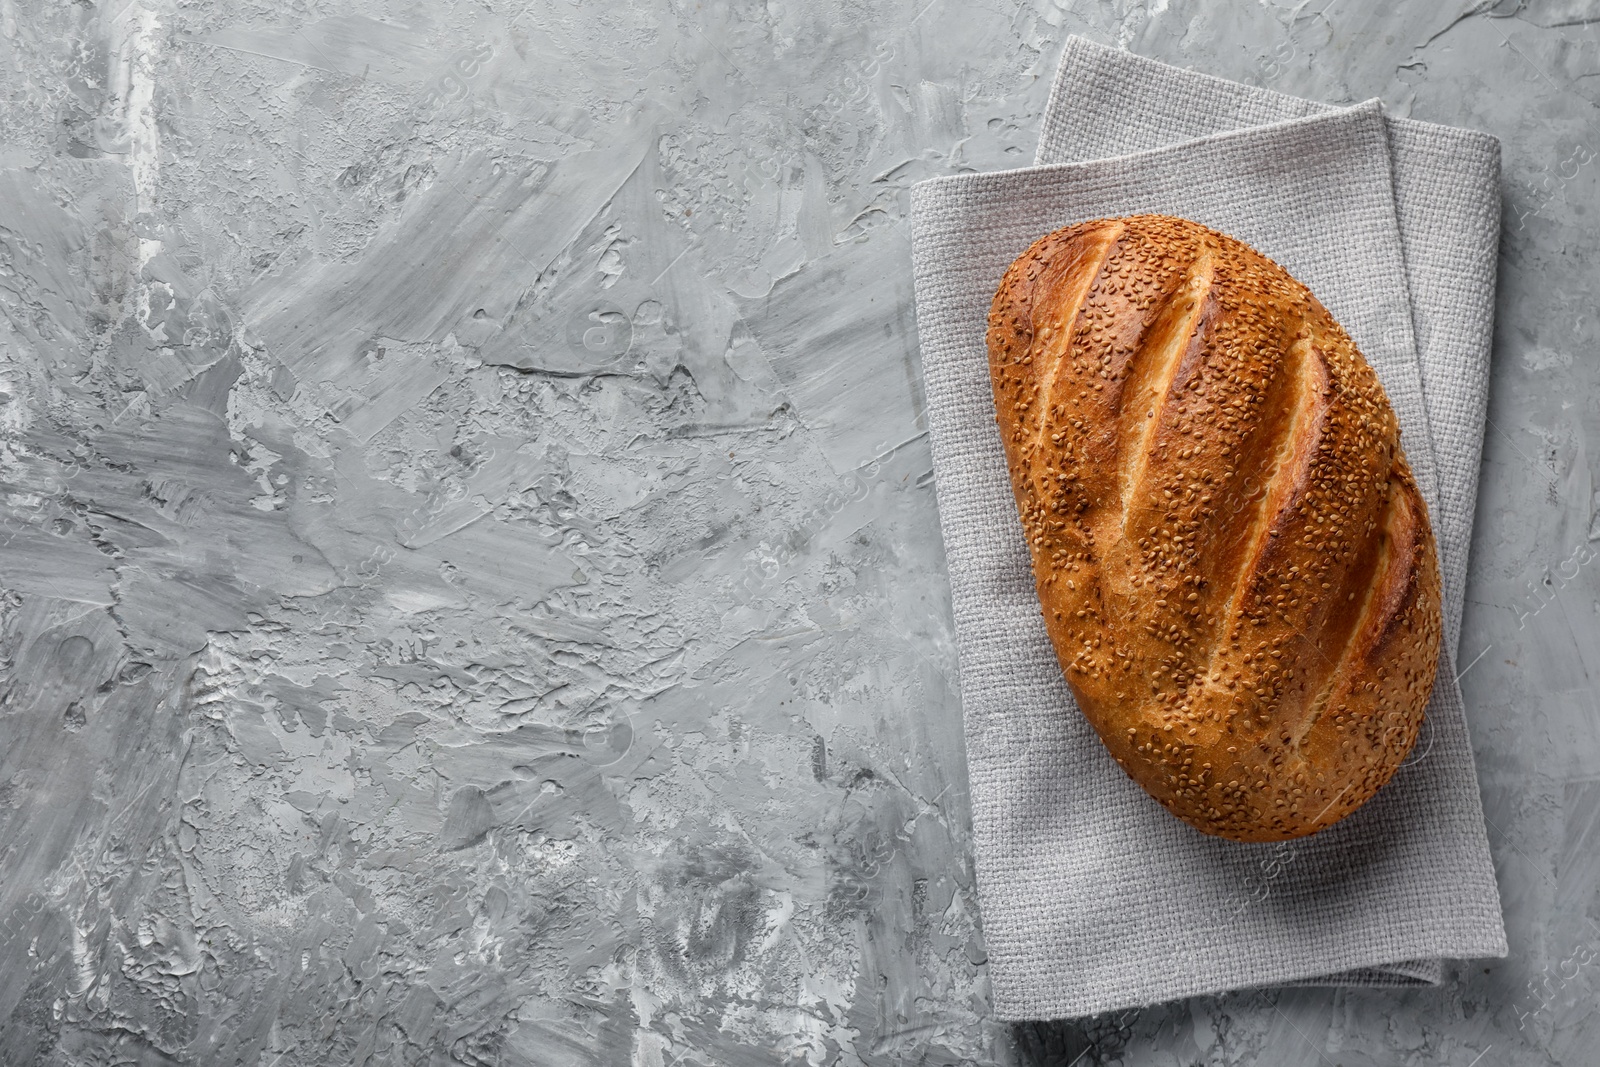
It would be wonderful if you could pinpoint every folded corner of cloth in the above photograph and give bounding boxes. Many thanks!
[908,36,1509,1021]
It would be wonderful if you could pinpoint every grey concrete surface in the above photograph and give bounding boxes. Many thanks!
[0,0,1593,1063]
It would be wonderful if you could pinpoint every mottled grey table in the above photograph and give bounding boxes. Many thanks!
[0,1,1594,1064]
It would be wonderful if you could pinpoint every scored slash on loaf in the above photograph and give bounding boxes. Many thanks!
[986,214,1442,842]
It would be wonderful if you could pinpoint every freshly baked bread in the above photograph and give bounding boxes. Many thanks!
[987,215,1440,842]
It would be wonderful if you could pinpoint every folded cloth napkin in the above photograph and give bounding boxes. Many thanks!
[1037,36,1500,669]
[909,38,1508,1021]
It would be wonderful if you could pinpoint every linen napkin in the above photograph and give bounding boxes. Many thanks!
[1037,35,1500,668]
[909,41,1507,1021]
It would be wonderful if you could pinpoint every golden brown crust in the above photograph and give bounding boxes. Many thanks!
[986,214,1441,842]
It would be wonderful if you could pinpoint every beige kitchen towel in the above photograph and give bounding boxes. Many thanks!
[910,55,1507,1018]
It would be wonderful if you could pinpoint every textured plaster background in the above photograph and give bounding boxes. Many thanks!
[0,0,1596,1064]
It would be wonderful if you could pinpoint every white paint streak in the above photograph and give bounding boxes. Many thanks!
[107,2,165,265]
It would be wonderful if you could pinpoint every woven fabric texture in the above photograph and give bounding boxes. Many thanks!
[909,54,1508,1020]
[1036,35,1501,665]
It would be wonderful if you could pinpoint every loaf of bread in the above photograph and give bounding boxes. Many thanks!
[986,215,1440,842]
